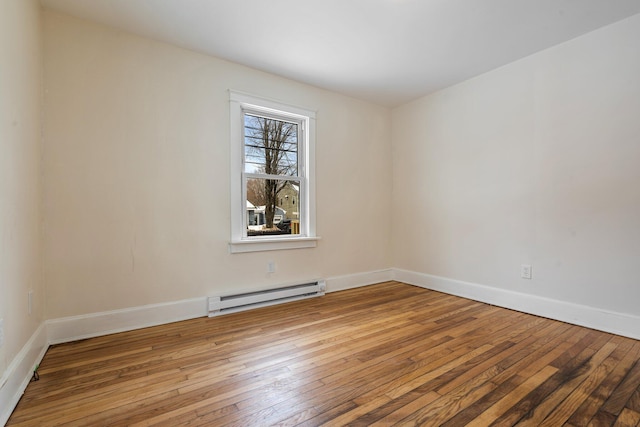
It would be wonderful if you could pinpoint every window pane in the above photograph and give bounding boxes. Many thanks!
[246,178,301,236]
[244,114,298,176]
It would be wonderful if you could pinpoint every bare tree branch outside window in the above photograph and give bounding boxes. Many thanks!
[244,114,298,229]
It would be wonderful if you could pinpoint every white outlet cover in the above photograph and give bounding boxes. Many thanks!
[521,264,532,279]
[267,261,276,273]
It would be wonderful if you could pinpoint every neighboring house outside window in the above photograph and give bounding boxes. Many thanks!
[229,91,318,253]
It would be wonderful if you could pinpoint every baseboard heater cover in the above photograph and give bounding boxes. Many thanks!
[208,280,326,317]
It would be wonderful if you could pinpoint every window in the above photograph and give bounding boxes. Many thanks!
[229,91,317,253]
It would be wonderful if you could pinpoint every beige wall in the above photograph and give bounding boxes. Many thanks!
[392,13,640,316]
[2,2,638,419]
[0,0,43,377]
[43,11,392,319]
[8,3,637,332]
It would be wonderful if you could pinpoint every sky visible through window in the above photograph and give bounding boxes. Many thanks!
[243,114,298,176]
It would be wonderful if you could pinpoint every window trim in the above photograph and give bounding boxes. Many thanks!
[229,90,318,253]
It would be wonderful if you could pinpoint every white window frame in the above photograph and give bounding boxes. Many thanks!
[229,90,318,253]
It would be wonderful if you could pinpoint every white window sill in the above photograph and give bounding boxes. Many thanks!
[229,236,320,254]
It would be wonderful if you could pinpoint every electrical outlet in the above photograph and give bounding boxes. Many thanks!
[0,318,4,348]
[521,264,532,280]
[267,261,276,274]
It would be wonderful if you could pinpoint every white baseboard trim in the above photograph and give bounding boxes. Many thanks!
[393,268,640,341]
[4,268,637,424]
[325,269,394,293]
[47,297,208,345]
[0,322,48,427]
[45,269,396,346]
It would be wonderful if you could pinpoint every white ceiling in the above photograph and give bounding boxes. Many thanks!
[40,0,640,107]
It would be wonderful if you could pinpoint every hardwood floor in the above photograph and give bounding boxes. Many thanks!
[7,281,640,426]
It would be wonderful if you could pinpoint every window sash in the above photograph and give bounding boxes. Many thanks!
[241,109,305,177]
[243,112,300,176]
[243,175,304,238]
[240,108,307,240]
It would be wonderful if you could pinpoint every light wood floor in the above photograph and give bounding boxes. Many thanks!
[8,281,640,426]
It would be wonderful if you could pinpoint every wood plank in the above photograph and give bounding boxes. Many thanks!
[7,281,640,427]
[465,365,559,427]
[440,324,588,426]
[566,339,639,426]
[601,359,640,416]
[387,326,570,426]
[613,408,640,427]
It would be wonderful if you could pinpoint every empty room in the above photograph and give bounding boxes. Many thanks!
[2,0,640,425]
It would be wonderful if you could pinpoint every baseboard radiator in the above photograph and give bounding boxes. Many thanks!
[208,280,326,317]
